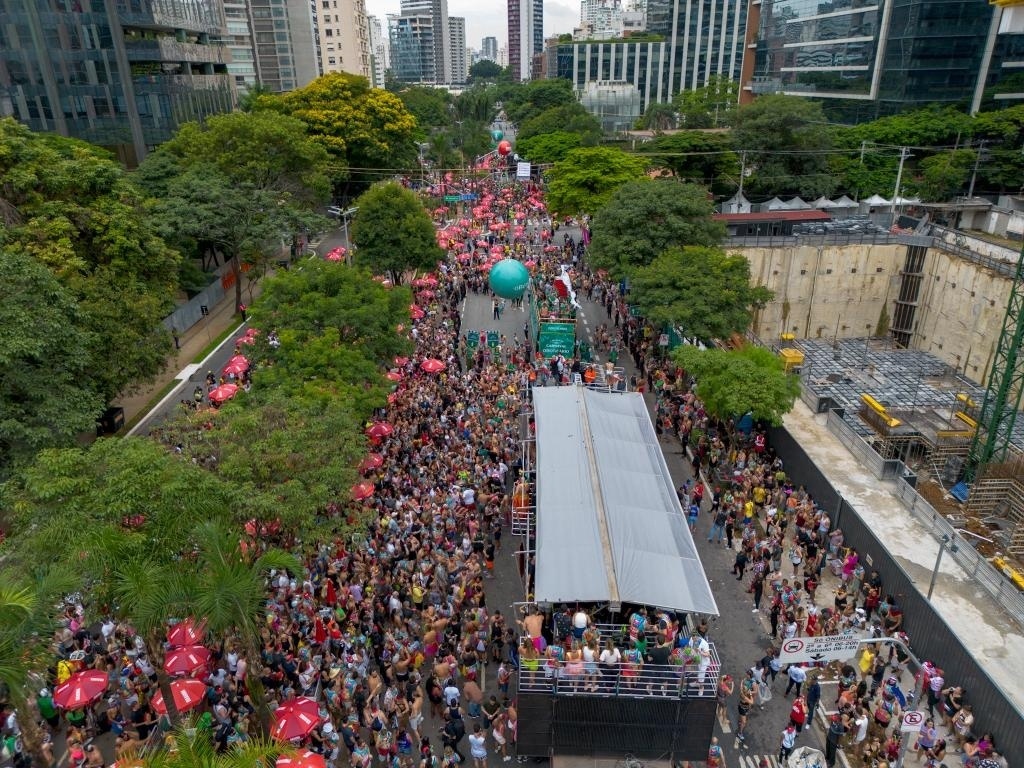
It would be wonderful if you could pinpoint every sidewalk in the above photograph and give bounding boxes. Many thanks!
[116,282,251,431]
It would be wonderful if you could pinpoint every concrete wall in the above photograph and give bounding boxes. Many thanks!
[733,242,1014,384]
[741,243,904,342]
[912,247,1013,384]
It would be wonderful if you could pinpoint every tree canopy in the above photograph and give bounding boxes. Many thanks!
[0,251,105,465]
[517,103,601,146]
[673,344,800,425]
[138,111,330,309]
[629,246,773,339]
[468,59,505,82]
[351,182,443,282]
[514,131,583,165]
[673,76,739,128]
[636,131,741,197]
[635,101,678,132]
[588,180,725,277]
[545,147,648,216]
[731,95,836,198]
[0,118,179,440]
[249,72,418,194]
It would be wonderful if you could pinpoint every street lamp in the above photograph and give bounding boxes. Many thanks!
[926,534,958,601]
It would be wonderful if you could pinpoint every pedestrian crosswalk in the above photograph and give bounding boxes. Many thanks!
[736,754,785,768]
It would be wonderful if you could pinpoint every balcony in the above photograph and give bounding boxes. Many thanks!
[124,38,230,66]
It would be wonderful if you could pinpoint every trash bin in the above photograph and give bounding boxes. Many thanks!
[96,406,125,436]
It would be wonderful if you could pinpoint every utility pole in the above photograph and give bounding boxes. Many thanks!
[967,139,987,200]
[860,140,868,164]
[891,146,911,228]
[737,150,747,201]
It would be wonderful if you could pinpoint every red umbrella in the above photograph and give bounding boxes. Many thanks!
[277,752,326,768]
[223,360,248,376]
[167,618,207,648]
[417,290,435,300]
[365,422,393,439]
[150,678,206,715]
[163,645,211,677]
[351,481,375,501]
[394,356,409,367]
[385,371,402,382]
[325,247,346,261]
[358,453,384,474]
[271,697,321,742]
[410,306,425,320]
[420,359,446,374]
[53,670,109,711]
[236,334,257,346]
[209,383,240,403]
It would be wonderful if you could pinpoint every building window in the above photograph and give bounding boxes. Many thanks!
[328,57,337,65]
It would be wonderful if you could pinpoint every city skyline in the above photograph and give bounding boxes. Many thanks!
[367,0,576,58]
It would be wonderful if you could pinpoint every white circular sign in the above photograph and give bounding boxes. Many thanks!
[782,639,804,655]
[901,711,925,733]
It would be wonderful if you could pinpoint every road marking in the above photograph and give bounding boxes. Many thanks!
[738,756,781,768]
[176,364,202,381]
[718,711,732,733]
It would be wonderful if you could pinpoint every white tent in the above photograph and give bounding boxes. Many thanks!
[762,197,790,211]
[864,194,891,206]
[833,195,857,208]
[721,191,752,214]
[786,197,812,210]
[532,387,719,615]
[812,196,839,209]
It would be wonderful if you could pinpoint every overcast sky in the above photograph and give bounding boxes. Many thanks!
[365,0,579,56]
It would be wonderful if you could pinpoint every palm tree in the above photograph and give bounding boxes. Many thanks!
[128,721,292,768]
[0,570,79,766]
[185,521,301,734]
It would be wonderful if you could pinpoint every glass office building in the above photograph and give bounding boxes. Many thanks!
[548,0,748,116]
[0,0,236,164]
[747,0,1015,120]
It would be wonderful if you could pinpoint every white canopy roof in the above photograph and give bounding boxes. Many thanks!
[763,197,789,211]
[532,387,719,615]
[833,195,858,207]
[812,196,839,209]
[786,196,811,210]
[864,194,891,205]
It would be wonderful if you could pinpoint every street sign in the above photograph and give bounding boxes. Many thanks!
[443,195,460,202]
[516,162,531,179]
[778,635,863,665]
[467,330,479,348]
[487,330,500,349]
[537,322,576,357]
[900,711,925,734]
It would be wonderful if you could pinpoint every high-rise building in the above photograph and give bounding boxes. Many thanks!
[223,0,258,95]
[316,0,371,79]
[498,45,509,67]
[482,36,499,61]
[548,0,748,126]
[368,15,390,88]
[248,0,320,92]
[508,0,543,80]
[389,13,436,83]
[398,0,451,83]
[0,0,235,165]
[449,17,467,83]
[744,0,1024,121]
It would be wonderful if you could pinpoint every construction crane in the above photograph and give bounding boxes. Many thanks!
[967,246,1024,474]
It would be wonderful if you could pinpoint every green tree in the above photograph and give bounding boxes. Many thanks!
[629,246,773,339]
[517,104,601,146]
[673,75,739,128]
[0,119,179,405]
[634,101,678,131]
[0,570,79,765]
[504,79,577,124]
[250,72,418,193]
[546,147,648,216]
[351,183,443,282]
[136,723,293,768]
[139,111,331,311]
[0,251,105,467]
[397,85,453,135]
[588,180,725,277]
[637,131,741,196]
[673,344,800,425]
[910,149,976,201]
[468,60,504,82]
[515,131,583,165]
[731,95,836,197]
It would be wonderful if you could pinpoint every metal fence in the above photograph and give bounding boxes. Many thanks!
[162,279,226,334]
[768,426,1024,766]
[819,409,1024,626]
[518,657,719,700]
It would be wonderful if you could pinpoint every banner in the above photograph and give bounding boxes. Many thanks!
[538,321,576,357]
[516,162,531,179]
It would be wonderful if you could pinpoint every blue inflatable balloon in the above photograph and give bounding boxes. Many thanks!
[488,259,530,300]
[492,129,504,141]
